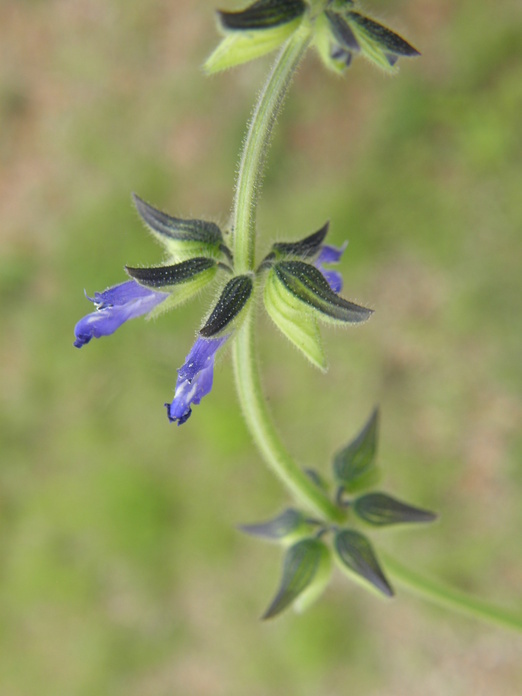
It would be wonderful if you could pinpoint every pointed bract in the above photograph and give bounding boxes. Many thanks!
[200,274,253,337]
[239,508,307,543]
[264,267,327,370]
[262,538,330,619]
[74,280,168,348]
[126,258,217,289]
[334,528,394,597]
[274,260,372,324]
[333,407,379,491]
[354,493,437,526]
[133,194,228,261]
[218,0,305,31]
[272,222,330,260]
[204,18,302,74]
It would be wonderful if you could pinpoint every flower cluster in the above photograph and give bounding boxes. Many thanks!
[74,196,371,423]
[205,0,419,75]
[239,408,437,619]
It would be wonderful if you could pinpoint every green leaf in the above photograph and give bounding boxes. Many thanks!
[264,267,327,370]
[333,407,379,491]
[262,538,331,619]
[218,0,305,31]
[125,258,217,289]
[354,493,437,527]
[238,508,308,543]
[204,20,301,74]
[334,529,394,597]
[274,260,372,324]
[133,194,228,261]
[200,274,253,337]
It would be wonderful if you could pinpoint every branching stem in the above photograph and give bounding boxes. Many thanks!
[229,18,522,633]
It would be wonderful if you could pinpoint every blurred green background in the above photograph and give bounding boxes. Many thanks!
[1,0,521,694]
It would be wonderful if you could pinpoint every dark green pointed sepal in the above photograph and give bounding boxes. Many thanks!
[271,222,330,261]
[218,0,306,31]
[133,194,230,262]
[262,538,331,619]
[126,258,216,288]
[333,407,379,492]
[354,493,437,527]
[200,274,253,337]
[275,260,372,324]
[346,12,420,71]
[125,258,218,315]
[334,529,394,597]
[239,508,308,544]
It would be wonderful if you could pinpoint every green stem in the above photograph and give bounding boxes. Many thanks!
[228,16,522,633]
[234,310,344,522]
[231,26,343,521]
[232,24,311,273]
[384,554,522,633]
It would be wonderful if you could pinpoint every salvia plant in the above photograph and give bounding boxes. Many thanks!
[74,0,522,629]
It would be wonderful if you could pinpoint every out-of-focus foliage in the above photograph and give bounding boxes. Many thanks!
[0,0,521,694]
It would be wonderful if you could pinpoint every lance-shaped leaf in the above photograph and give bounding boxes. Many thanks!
[239,508,309,544]
[264,267,327,370]
[125,258,218,315]
[333,407,379,492]
[354,493,437,527]
[200,274,253,337]
[346,11,420,72]
[262,538,331,619]
[133,194,230,262]
[271,222,330,261]
[334,529,394,597]
[218,0,306,31]
[274,260,372,325]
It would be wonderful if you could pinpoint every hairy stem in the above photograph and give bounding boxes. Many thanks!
[384,554,522,633]
[232,24,311,273]
[229,14,522,633]
[234,311,345,521]
[231,26,343,521]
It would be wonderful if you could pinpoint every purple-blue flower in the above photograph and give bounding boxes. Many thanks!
[166,334,230,425]
[314,242,348,293]
[74,280,168,348]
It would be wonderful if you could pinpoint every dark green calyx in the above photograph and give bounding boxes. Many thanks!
[218,0,306,31]
[133,194,224,247]
[348,12,420,57]
[239,508,305,540]
[262,538,325,619]
[333,407,379,491]
[272,222,330,260]
[126,257,216,288]
[334,528,394,597]
[325,11,360,51]
[354,493,437,527]
[274,260,372,323]
[200,274,253,337]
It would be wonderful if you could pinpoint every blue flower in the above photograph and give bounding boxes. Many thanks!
[314,242,348,293]
[166,335,230,425]
[74,280,168,348]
